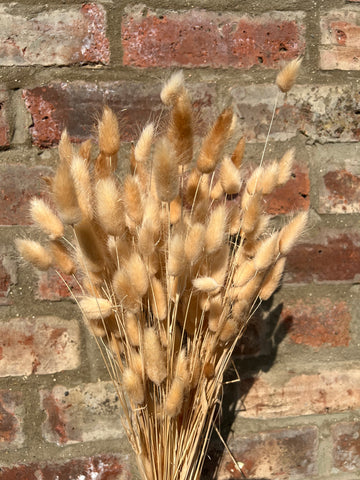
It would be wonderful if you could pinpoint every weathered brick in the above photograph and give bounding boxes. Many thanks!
[23,81,216,147]
[231,84,360,143]
[0,455,129,480]
[265,162,310,214]
[332,421,360,472]
[0,164,53,225]
[0,391,24,450]
[214,426,318,479]
[0,4,109,66]
[0,89,10,147]
[238,369,360,419]
[0,317,80,377]
[41,382,124,445]
[317,155,360,213]
[122,8,305,68]
[285,230,360,283]
[36,270,81,301]
[320,9,360,70]
[281,298,351,347]
[0,247,17,305]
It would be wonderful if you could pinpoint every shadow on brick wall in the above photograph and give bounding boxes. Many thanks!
[201,299,291,480]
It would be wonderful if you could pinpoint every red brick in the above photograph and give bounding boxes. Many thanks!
[0,317,80,377]
[122,8,305,68]
[320,9,360,70]
[0,89,10,147]
[332,421,360,472]
[285,230,360,283]
[319,166,360,214]
[231,84,360,143]
[37,269,82,301]
[41,382,124,445]
[281,298,351,347]
[23,81,216,147]
[238,369,360,419]
[0,455,129,480]
[0,164,53,225]
[265,162,310,214]
[0,391,24,450]
[0,4,109,66]
[215,426,318,479]
[0,249,17,305]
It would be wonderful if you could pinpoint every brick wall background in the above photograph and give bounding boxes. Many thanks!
[0,1,360,479]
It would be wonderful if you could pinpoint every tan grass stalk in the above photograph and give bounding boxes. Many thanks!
[276,57,302,93]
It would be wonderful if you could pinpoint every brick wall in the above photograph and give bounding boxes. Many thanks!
[0,1,359,479]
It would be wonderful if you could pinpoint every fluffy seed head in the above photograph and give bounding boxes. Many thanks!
[70,155,93,221]
[149,276,167,321]
[79,297,113,320]
[253,233,279,271]
[98,107,120,156]
[143,327,167,385]
[153,137,179,203]
[135,123,155,163]
[276,57,302,93]
[16,239,52,271]
[231,136,246,169]
[95,177,125,236]
[279,211,308,255]
[50,239,76,275]
[278,148,295,185]
[205,204,227,254]
[30,198,64,239]
[193,277,220,293]
[53,159,82,225]
[184,223,205,265]
[165,378,185,417]
[123,368,144,404]
[259,257,286,301]
[220,156,242,195]
[161,71,185,106]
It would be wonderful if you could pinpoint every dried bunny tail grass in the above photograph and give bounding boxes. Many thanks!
[161,70,185,106]
[257,161,279,195]
[253,232,279,271]
[169,196,182,225]
[279,210,308,255]
[259,257,287,301]
[98,106,120,156]
[125,311,141,347]
[167,90,193,165]
[175,349,190,383]
[113,269,140,311]
[123,175,144,225]
[210,180,224,201]
[205,204,227,254]
[143,327,167,385]
[15,239,52,271]
[185,222,205,265]
[53,158,82,225]
[246,166,264,196]
[123,368,144,405]
[126,253,149,298]
[134,123,155,163]
[79,139,92,165]
[149,276,167,321]
[74,220,105,273]
[220,156,242,195]
[95,177,125,236]
[197,107,234,174]
[233,260,256,288]
[71,155,93,221]
[58,129,73,164]
[241,192,262,235]
[165,377,185,417]
[30,198,64,239]
[193,277,220,293]
[50,239,76,275]
[79,297,113,320]
[231,136,246,169]
[278,147,295,185]
[153,136,179,203]
[168,233,185,277]
[276,57,302,93]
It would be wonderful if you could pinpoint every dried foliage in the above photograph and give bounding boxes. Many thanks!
[17,61,306,480]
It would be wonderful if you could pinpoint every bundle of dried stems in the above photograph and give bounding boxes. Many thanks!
[17,58,306,480]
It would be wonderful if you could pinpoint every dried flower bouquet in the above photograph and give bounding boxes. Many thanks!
[17,60,307,480]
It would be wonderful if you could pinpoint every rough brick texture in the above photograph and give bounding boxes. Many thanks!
[281,298,351,347]
[320,9,360,70]
[37,270,82,301]
[285,230,360,283]
[0,89,10,146]
[41,382,124,445]
[0,455,129,480]
[122,8,305,68]
[332,421,360,472]
[0,164,53,225]
[238,369,360,418]
[231,84,360,143]
[0,4,109,66]
[214,426,318,479]
[0,317,80,376]
[23,82,216,147]
[0,247,17,305]
[0,391,24,450]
